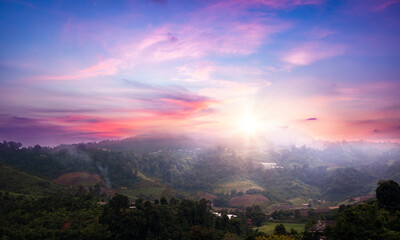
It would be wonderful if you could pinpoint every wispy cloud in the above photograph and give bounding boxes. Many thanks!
[282,42,346,66]
[306,27,336,39]
[0,78,218,145]
[26,0,292,82]
[369,0,400,11]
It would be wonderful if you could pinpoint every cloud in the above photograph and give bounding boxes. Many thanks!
[306,117,317,121]
[0,79,219,145]
[26,0,291,82]
[307,28,336,39]
[204,0,322,12]
[28,58,122,81]
[199,79,271,101]
[119,80,218,120]
[339,0,400,13]
[282,42,346,66]
[369,0,400,11]
[176,62,216,82]
[0,116,108,146]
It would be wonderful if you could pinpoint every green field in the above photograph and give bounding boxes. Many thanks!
[0,163,64,196]
[254,222,306,234]
[118,187,166,200]
[288,197,308,205]
[214,178,264,194]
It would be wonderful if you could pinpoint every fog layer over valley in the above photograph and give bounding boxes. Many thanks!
[1,135,399,204]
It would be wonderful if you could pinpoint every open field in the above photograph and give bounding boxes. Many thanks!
[288,197,308,205]
[255,222,306,234]
[53,171,104,187]
[118,187,165,200]
[229,194,269,207]
[214,178,264,194]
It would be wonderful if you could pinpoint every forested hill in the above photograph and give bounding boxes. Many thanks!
[0,162,64,196]
[82,134,203,152]
[1,138,400,204]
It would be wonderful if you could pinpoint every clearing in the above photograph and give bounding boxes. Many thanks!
[53,171,103,187]
[215,178,264,194]
[229,194,269,207]
[255,222,306,234]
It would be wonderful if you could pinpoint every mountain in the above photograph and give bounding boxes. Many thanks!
[1,137,399,205]
[85,134,202,153]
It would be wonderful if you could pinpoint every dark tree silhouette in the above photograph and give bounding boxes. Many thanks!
[273,223,287,235]
[376,180,400,210]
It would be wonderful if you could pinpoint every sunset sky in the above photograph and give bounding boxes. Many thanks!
[1,0,400,146]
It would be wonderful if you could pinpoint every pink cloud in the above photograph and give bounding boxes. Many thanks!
[28,20,283,81]
[342,0,400,13]
[199,79,270,101]
[24,0,292,82]
[294,81,400,141]
[25,58,121,81]
[149,21,285,61]
[204,0,322,13]
[162,98,215,111]
[0,81,219,143]
[369,0,400,11]
[282,42,346,66]
[176,61,216,82]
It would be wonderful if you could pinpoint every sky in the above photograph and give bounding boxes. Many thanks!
[0,0,400,146]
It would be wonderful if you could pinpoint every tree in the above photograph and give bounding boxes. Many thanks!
[328,202,395,240]
[109,193,129,212]
[160,196,168,205]
[376,180,400,210]
[273,223,287,235]
[246,206,267,227]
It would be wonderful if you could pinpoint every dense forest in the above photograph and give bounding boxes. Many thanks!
[1,180,399,239]
[0,191,252,239]
[1,139,400,202]
[1,138,400,239]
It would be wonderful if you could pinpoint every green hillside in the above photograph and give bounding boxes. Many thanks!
[1,140,400,205]
[0,162,64,196]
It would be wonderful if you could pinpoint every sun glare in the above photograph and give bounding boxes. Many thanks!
[239,114,261,136]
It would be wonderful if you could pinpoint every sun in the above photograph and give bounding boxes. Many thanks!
[238,113,261,136]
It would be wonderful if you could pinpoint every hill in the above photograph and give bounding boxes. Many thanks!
[86,134,201,153]
[1,138,400,206]
[0,162,64,196]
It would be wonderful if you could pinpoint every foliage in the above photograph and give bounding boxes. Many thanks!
[0,163,64,196]
[376,179,400,210]
[100,196,250,239]
[273,223,287,235]
[246,205,267,227]
[0,191,253,240]
[320,180,400,240]
[255,222,305,236]
[326,201,400,240]
[0,191,110,240]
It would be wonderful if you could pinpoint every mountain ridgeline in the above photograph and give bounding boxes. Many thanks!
[1,137,399,203]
